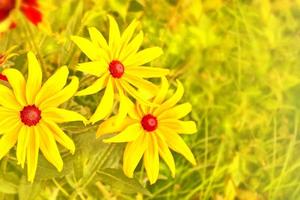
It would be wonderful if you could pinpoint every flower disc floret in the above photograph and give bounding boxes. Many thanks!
[141,114,157,132]
[109,60,124,78]
[20,105,41,126]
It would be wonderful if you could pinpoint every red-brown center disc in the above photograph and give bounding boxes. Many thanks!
[109,60,124,78]
[141,114,158,132]
[20,105,41,126]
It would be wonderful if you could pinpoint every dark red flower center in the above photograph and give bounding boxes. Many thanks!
[141,114,158,132]
[109,60,124,78]
[20,105,41,126]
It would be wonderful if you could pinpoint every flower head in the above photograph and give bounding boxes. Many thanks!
[0,0,42,32]
[0,52,86,182]
[97,78,197,184]
[71,16,169,124]
[0,45,18,81]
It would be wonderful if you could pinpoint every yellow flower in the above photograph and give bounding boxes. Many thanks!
[0,52,86,182]
[97,77,197,184]
[71,16,169,124]
[0,45,18,81]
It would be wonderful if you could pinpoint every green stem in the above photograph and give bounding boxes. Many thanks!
[52,178,70,197]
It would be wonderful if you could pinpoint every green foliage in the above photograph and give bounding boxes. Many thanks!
[96,168,151,196]
[1,0,300,199]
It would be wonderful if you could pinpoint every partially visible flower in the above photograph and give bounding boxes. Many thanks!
[0,73,7,81]
[71,16,169,124]
[0,45,18,81]
[0,52,86,182]
[0,0,42,32]
[97,78,197,184]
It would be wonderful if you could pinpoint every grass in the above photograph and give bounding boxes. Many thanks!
[1,0,300,199]
[141,0,300,199]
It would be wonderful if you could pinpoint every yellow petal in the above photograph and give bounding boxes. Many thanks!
[89,27,109,49]
[0,17,12,32]
[115,91,139,120]
[76,73,109,96]
[158,128,196,165]
[160,120,197,134]
[114,81,132,125]
[2,68,26,105]
[150,77,169,114]
[16,126,29,168]
[35,66,69,106]
[38,122,63,171]
[40,77,79,109]
[0,112,22,134]
[126,67,169,78]
[158,103,192,120]
[120,19,139,48]
[121,80,155,106]
[108,15,121,58]
[42,107,87,123]
[43,120,75,154]
[123,74,159,96]
[76,61,108,77]
[123,133,147,177]
[96,116,136,138]
[128,103,141,120]
[71,36,102,61]
[0,85,22,110]
[123,47,163,67]
[156,132,175,177]
[26,52,42,104]
[89,77,114,124]
[139,102,149,116]
[144,134,159,184]
[136,104,145,117]
[119,31,143,62]
[154,80,184,116]
[88,27,110,61]
[27,127,40,182]
[0,128,19,160]
[104,123,142,143]
[0,106,20,119]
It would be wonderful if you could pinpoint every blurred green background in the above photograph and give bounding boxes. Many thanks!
[2,0,300,199]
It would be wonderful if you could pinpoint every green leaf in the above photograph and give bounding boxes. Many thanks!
[97,168,151,196]
[34,154,74,181]
[18,177,42,200]
[128,0,144,12]
[73,149,84,181]
[77,143,123,187]
[0,177,17,194]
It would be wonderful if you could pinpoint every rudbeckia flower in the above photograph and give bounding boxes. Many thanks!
[97,78,197,184]
[0,45,18,81]
[0,0,42,32]
[0,52,86,182]
[71,16,169,124]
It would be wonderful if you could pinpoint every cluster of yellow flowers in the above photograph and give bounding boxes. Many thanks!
[0,16,197,184]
